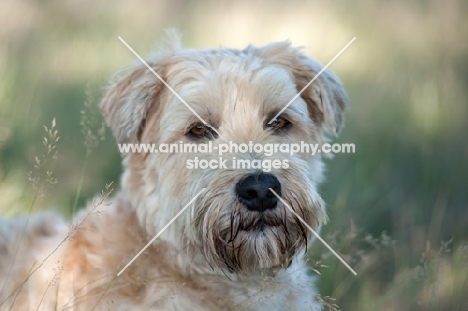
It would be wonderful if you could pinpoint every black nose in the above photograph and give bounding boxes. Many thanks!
[236,173,281,212]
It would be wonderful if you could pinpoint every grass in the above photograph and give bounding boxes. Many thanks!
[1,0,467,310]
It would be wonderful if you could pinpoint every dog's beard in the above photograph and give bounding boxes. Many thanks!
[218,205,308,272]
[190,171,324,274]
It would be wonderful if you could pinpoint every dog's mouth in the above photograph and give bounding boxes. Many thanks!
[249,218,268,231]
[215,209,308,273]
[198,190,315,273]
[238,214,282,232]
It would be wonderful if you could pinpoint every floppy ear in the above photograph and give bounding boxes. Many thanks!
[246,42,348,136]
[290,53,348,136]
[100,63,164,143]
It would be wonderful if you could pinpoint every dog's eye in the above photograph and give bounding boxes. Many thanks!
[269,117,290,130]
[187,123,218,140]
[190,124,207,136]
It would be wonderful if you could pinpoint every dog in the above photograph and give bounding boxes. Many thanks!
[0,33,347,310]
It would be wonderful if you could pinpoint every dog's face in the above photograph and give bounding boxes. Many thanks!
[101,41,347,274]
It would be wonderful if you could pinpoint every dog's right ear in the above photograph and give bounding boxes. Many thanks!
[100,63,164,143]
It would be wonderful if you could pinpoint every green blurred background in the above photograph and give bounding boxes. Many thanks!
[0,0,467,310]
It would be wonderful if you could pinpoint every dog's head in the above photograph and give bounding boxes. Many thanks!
[101,38,347,274]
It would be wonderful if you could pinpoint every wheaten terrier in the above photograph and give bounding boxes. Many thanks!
[0,34,347,310]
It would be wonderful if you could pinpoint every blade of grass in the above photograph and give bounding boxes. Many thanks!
[456,268,468,310]
[0,190,38,303]
[71,156,89,217]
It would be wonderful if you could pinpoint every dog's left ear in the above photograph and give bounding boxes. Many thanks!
[290,53,348,136]
[246,43,348,136]
[100,63,164,143]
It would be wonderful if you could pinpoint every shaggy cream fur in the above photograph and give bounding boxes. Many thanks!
[0,33,347,310]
